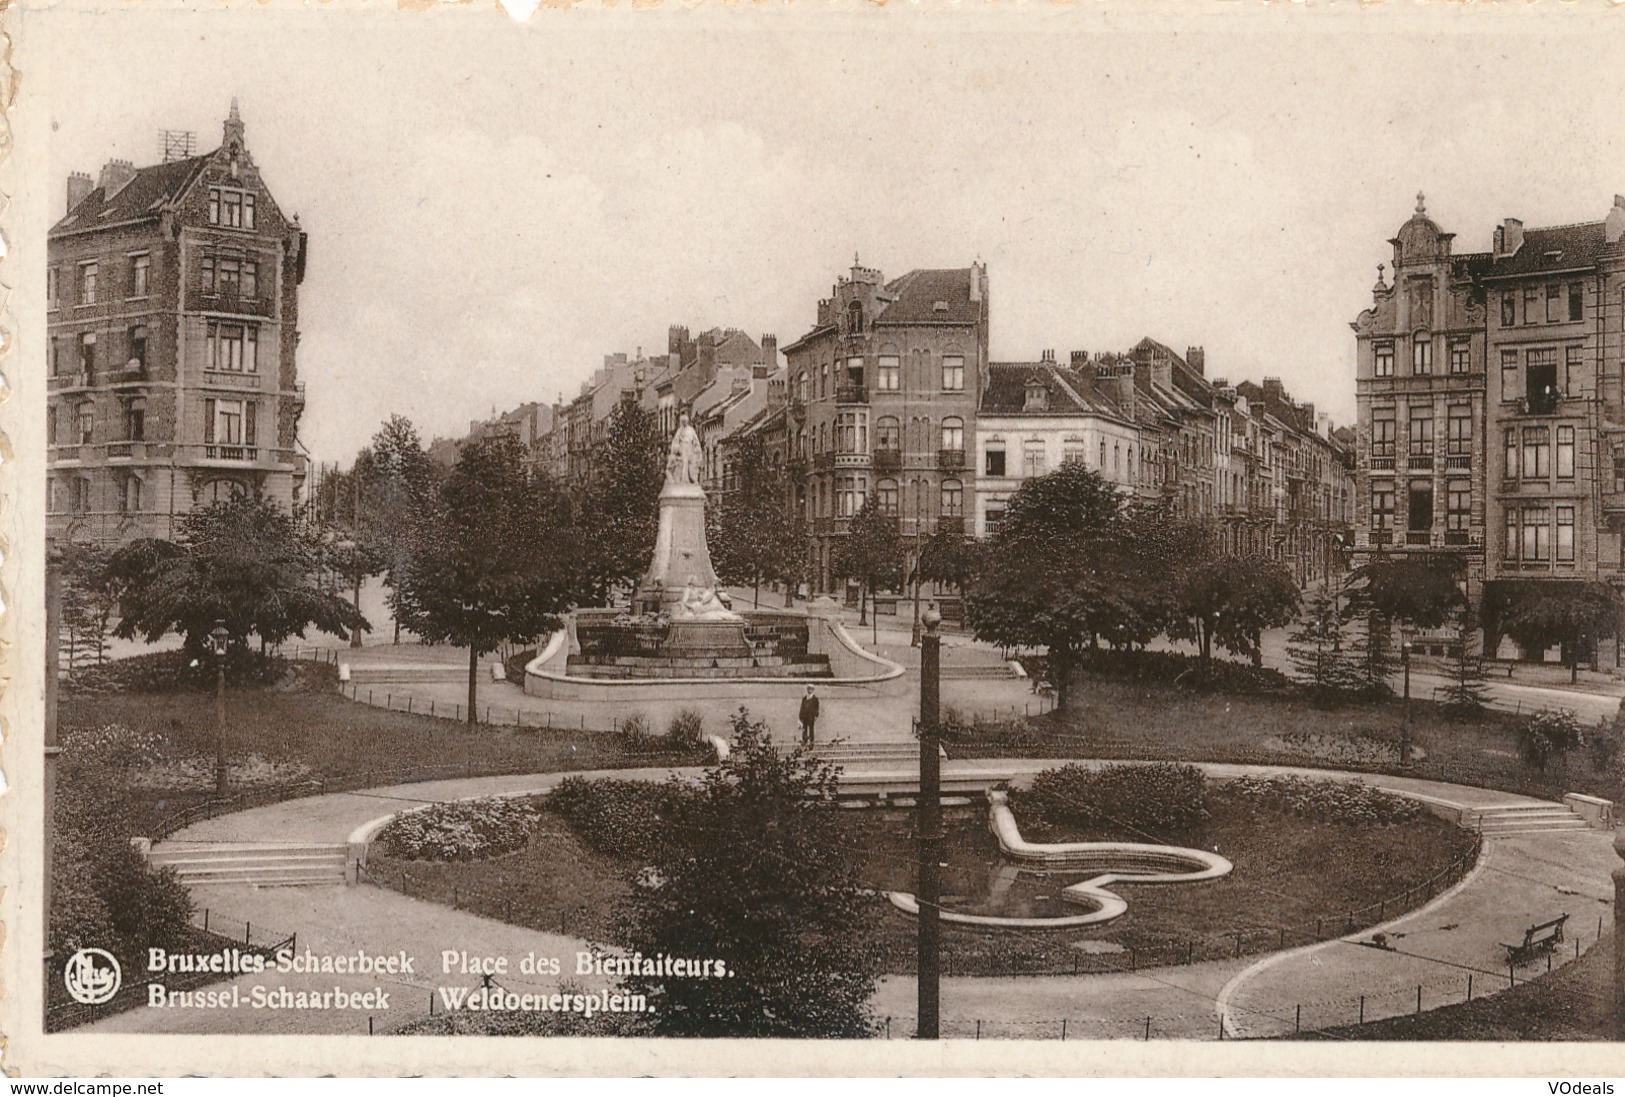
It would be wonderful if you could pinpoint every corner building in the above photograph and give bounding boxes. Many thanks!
[47,102,309,545]
[781,260,989,592]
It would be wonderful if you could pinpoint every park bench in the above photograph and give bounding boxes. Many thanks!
[1502,914,1567,966]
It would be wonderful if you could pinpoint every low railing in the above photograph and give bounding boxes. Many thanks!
[937,448,966,470]
[204,444,259,461]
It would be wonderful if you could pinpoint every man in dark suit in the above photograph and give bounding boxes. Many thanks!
[799,685,820,746]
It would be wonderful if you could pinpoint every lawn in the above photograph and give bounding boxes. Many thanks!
[364,785,1477,978]
[59,656,706,836]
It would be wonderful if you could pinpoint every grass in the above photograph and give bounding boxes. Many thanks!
[60,658,707,836]
[1302,936,1620,1041]
[948,673,1623,805]
[365,787,1476,978]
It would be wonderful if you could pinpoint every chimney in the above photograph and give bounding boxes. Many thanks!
[668,325,689,357]
[98,159,136,197]
[1262,377,1286,403]
[761,334,778,368]
[66,171,94,213]
[1070,350,1088,367]
[969,261,986,303]
[1606,195,1625,245]
[1186,346,1205,376]
[1040,348,1055,364]
[1495,217,1524,258]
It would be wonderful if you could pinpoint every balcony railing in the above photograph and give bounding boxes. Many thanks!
[105,441,142,459]
[874,448,902,472]
[1369,529,1394,546]
[1404,530,1431,546]
[1519,392,1560,416]
[186,289,274,317]
[937,448,966,470]
[1407,451,1434,470]
[202,370,263,390]
[111,363,148,386]
[1443,530,1471,546]
[1446,453,1472,469]
[51,445,81,461]
[1370,456,1396,470]
[204,445,259,461]
[835,383,868,405]
[936,515,966,536]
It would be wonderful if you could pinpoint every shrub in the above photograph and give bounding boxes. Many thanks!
[546,776,695,860]
[666,709,705,749]
[1224,775,1422,826]
[1014,762,1209,838]
[1518,710,1583,770]
[1076,648,1293,696]
[374,797,541,862]
[1265,730,1404,768]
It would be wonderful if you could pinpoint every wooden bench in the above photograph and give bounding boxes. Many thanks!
[1502,914,1567,966]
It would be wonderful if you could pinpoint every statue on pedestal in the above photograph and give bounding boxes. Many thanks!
[636,411,739,619]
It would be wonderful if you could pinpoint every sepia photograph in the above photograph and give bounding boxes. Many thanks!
[7,0,1625,1077]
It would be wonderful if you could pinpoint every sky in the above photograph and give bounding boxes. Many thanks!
[30,4,1625,465]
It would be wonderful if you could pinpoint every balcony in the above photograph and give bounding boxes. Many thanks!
[835,383,868,405]
[202,370,263,391]
[936,515,966,536]
[1518,392,1560,416]
[1369,529,1394,546]
[1407,451,1434,470]
[1445,453,1472,470]
[51,445,82,462]
[1404,530,1431,546]
[204,445,259,462]
[105,441,145,460]
[937,448,966,470]
[1370,455,1396,470]
[49,372,93,391]
[1443,530,1471,546]
[831,451,870,470]
[111,362,149,387]
[289,381,307,408]
[186,289,274,317]
[874,447,902,473]
[788,399,807,422]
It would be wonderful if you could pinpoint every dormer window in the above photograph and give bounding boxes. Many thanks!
[933,300,948,313]
[1024,379,1049,411]
[208,186,257,230]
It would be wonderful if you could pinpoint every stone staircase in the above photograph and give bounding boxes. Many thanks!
[148,842,350,887]
[940,663,1020,681]
[811,740,944,766]
[345,664,462,685]
[1472,803,1590,836]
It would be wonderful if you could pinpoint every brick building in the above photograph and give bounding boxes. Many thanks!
[47,102,309,545]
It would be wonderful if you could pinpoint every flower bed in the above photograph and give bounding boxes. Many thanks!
[374,797,542,862]
[1225,774,1423,826]
[1262,730,1405,769]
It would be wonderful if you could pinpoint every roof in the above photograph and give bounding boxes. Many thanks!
[1487,221,1616,278]
[876,268,983,325]
[982,363,1093,415]
[51,153,214,235]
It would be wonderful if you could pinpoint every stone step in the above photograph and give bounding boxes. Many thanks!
[346,665,463,684]
[1478,819,1589,833]
[940,664,1019,680]
[149,842,350,886]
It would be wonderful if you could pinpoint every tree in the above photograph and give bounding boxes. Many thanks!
[1353,555,1465,629]
[1440,606,1492,718]
[1498,580,1624,684]
[831,498,903,627]
[1176,555,1300,666]
[964,463,1134,710]
[54,543,116,672]
[106,493,365,654]
[613,709,879,1038]
[1122,503,1214,649]
[580,400,665,602]
[392,434,581,723]
[1285,586,1361,700]
[917,526,980,594]
[709,436,802,608]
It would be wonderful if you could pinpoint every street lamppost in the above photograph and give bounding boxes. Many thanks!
[1400,624,1414,769]
[915,602,943,1040]
[211,621,230,797]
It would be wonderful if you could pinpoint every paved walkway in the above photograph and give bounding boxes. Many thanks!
[87,759,1617,1038]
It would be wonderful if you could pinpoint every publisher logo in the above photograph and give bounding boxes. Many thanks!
[64,948,121,1005]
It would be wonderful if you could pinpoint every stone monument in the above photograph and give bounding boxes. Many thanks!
[635,413,740,621]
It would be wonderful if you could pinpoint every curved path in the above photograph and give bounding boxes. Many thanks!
[87,761,1617,1039]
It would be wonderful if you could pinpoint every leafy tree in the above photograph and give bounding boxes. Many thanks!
[1353,555,1465,629]
[613,708,879,1038]
[709,435,802,607]
[831,498,903,627]
[1176,555,1300,666]
[392,434,581,722]
[964,463,1134,709]
[1285,586,1361,700]
[580,400,664,602]
[1122,503,1214,649]
[54,543,116,672]
[1440,606,1492,718]
[106,493,365,655]
[1498,580,1624,684]
[916,526,981,593]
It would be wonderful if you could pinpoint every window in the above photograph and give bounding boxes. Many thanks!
[845,356,865,390]
[80,333,96,377]
[1371,484,1395,529]
[1522,427,1550,479]
[211,187,256,229]
[205,399,258,448]
[47,404,57,446]
[876,355,900,392]
[76,261,98,305]
[797,371,808,404]
[242,260,258,299]
[218,258,241,295]
[1412,334,1432,375]
[1371,416,1396,457]
[1501,348,1518,376]
[1566,346,1584,395]
[1449,339,1470,375]
[1113,442,1121,472]
[819,362,828,399]
[1557,425,1575,479]
[127,325,148,371]
[1570,282,1584,322]
[1063,436,1087,466]
[1407,480,1433,532]
[206,322,258,372]
[1557,506,1575,562]
[1447,405,1472,455]
[1408,405,1434,456]
[1374,343,1394,377]
[941,356,964,392]
[129,253,150,297]
[1526,348,1558,408]
[1506,508,1519,559]
[1546,284,1562,323]
[836,475,866,518]
[984,440,1005,476]
[72,476,92,514]
[1447,481,1470,532]
[876,479,898,515]
[846,300,864,334]
[75,401,94,444]
[120,475,143,515]
[835,410,867,453]
[1501,294,1516,327]
[940,417,964,452]
[1524,287,1540,324]
[48,267,60,310]
[1100,439,1107,467]
[941,479,963,517]
[1022,439,1046,478]
[1505,428,1518,480]
[123,399,145,441]
[876,416,901,451]
[1523,506,1550,561]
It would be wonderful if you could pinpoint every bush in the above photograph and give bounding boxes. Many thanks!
[666,709,705,748]
[1224,775,1422,826]
[66,649,300,693]
[545,776,695,860]
[1076,648,1293,696]
[1014,762,1209,838]
[1519,710,1583,770]
[1264,730,1405,768]
[374,797,541,862]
